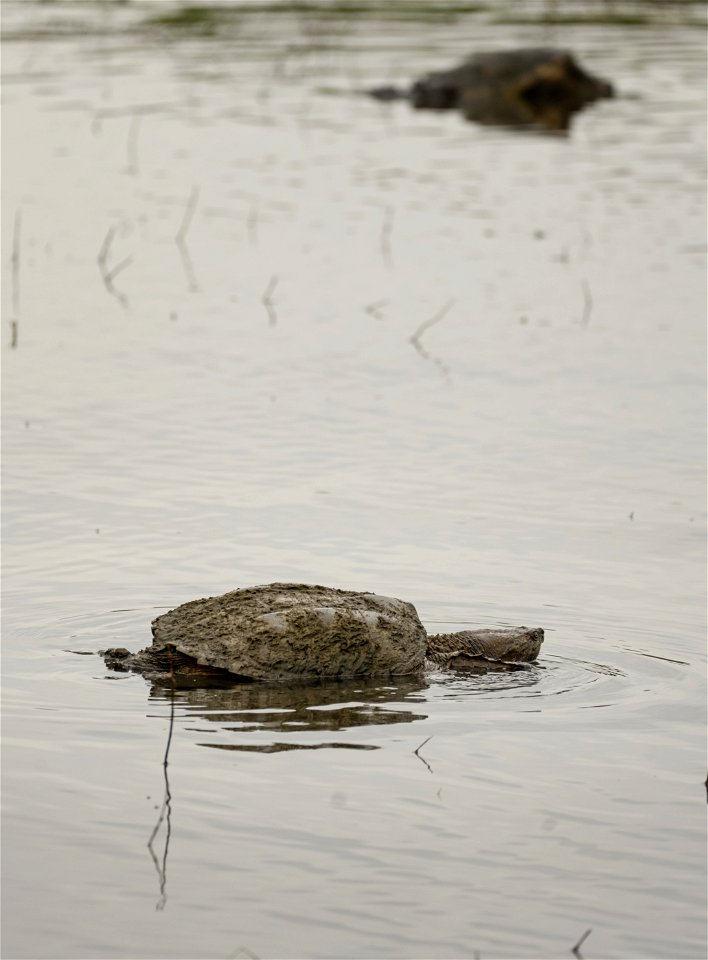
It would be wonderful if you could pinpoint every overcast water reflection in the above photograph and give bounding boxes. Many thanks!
[1,1,706,959]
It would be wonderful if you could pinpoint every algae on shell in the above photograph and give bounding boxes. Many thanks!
[148,583,428,681]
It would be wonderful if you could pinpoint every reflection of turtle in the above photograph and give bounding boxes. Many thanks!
[148,674,431,753]
[103,583,543,685]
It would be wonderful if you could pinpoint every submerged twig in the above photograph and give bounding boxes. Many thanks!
[106,255,134,285]
[176,186,199,246]
[97,225,115,270]
[365,298,388,320]
[572,928,592,958]
[409,299,455,377]
[176,187,200,291]
[410,299,455,346]
[147,647,176,911]
[97,224,130,309]
[262,277,279,325]
[413,735,433,774]
[262,274,279,326]
[227,948,261,960]
[162,650,177,769]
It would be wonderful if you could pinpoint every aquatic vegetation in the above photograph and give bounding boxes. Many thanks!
[494,11,654,27]
[145,0,705,33]
[146,2,490,31]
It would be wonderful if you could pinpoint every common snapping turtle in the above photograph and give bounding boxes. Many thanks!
[102,583,543,685]
[370,48,614,131]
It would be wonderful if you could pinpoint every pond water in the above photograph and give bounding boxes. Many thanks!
[1,2,706,958]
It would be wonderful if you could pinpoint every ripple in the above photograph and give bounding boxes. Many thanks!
[37,607,632,745]
[429,653,626,703]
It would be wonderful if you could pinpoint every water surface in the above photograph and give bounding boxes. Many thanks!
[2,3,706,958]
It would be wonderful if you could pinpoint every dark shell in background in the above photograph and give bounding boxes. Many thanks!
[373,48,614,132]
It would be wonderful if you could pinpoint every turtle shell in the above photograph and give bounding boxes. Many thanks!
[150,582,427,681]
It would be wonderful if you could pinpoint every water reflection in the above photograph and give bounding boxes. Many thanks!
[142,675,430,908]
[206,741,378,753]
[148,674,430,752]
[147,674,175,912]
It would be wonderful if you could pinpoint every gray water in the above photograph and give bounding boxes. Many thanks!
[2,3,706,959]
